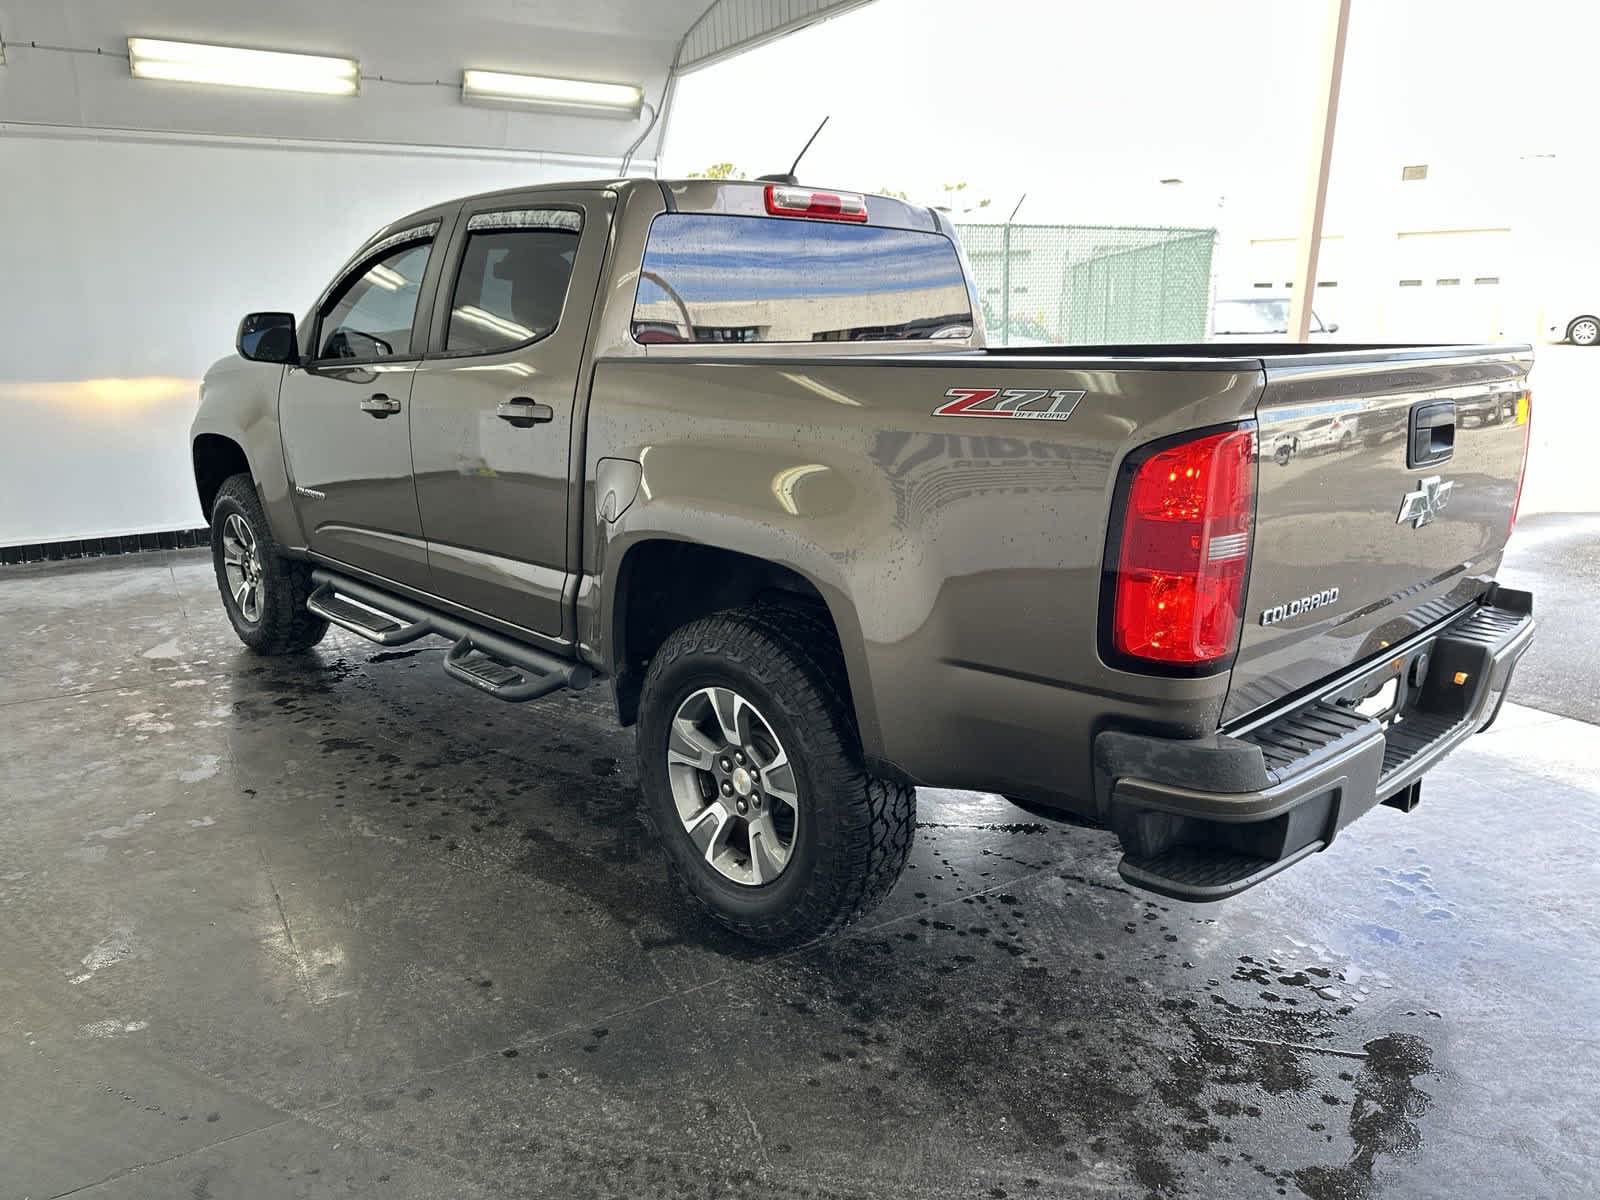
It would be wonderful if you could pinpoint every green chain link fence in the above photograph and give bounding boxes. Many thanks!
[954,223,1216,345]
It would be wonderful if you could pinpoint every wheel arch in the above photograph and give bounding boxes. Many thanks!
[601,534,887,768]
[192,433,253,519]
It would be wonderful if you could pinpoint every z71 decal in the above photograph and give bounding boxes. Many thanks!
[933,387,1086,421]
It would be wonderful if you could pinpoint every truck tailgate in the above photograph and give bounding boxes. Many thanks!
[1225,347,1532,724]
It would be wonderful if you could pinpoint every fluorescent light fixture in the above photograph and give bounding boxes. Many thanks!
[128,38,359,96]
[462,69,641,117]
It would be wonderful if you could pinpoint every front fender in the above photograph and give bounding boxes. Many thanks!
[189,354,304,550]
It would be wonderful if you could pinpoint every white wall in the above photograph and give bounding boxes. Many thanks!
[0,0,687,158]
[0,128,618,545]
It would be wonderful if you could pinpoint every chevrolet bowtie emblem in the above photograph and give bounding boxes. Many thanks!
[1397,475,1454,528]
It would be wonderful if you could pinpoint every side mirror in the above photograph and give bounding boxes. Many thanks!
[237,312,300,364]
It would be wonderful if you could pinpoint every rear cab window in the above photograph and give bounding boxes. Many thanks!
[632,213,972,345]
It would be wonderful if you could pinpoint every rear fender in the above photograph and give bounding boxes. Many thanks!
[584,510,886,767]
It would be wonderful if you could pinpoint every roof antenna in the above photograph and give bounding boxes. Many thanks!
[757,115,829,186]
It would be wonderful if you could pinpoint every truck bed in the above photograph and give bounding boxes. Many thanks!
[590,340,1531,807]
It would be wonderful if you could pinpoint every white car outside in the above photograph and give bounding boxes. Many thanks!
[1210,297,1339,342]
[1546,310,1599,346]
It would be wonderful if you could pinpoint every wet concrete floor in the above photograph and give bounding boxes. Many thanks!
[2,551,1596,1198]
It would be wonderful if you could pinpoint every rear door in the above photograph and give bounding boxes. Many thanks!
[280,213,453,590]
[408,189,614,641]
[1225,348,1531,723]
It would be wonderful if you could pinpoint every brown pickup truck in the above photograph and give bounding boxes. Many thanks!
[190,177,1535,943]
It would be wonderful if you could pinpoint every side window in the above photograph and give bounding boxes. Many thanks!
[446,209,582,353]
[317,238,432,361]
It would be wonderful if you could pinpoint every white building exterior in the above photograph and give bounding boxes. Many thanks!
[1215,152,1582,344]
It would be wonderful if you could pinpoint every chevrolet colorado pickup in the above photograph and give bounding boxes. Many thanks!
[191,178,1535,943]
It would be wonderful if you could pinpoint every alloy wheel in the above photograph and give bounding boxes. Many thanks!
[665,686,799,886]
[1571,318,1599,347]
[221,513,264,623]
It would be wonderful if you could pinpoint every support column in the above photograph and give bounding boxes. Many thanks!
[1288,0,1353,342]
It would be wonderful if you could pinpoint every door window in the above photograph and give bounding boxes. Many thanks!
[446,209,583,354]
[317,239,432,361]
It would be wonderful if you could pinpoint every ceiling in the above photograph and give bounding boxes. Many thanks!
[0,0,875,165]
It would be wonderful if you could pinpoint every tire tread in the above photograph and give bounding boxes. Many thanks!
[637,602,915,945]
[212,474,328,655]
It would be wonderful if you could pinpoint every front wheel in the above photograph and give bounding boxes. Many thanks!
[1568,316,1599,347]
[210,474,328,654]
[636,606,915,945]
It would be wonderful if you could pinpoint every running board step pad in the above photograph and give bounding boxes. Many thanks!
[306,583,431,646]
[442,636,570,702]
[309,593,400,635]
[450,652,522,689]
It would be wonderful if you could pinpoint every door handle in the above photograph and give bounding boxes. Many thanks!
[1407,400,1455,468]
[360,393,402,419]
[496,397,554,428]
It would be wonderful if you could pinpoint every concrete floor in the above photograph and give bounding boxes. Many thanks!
[3,549,1597,1200]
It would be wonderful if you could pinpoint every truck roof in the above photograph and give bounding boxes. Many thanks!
[383,178,946,239]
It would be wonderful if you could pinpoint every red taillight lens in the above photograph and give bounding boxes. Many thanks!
[764,184,869,223]
[1111,426,1257,667]
[1508,389,1531,536]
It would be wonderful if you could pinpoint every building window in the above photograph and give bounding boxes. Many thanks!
[692,326,760,343]
[1399,279,1423,287]
[1316,280,1338,288]
[1402,164,1428,181]
[1436,278,1460,287]
[1474,276,1501,286]
[1253,282,1274,289]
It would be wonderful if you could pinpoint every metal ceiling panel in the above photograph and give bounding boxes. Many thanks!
[677,0,877,72]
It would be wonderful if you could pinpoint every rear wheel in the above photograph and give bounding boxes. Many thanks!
[636,605,915,945]
[1568,316,1599,346]
[209,474,328,654]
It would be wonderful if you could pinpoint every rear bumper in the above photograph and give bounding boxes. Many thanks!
[1095,586,1535,902]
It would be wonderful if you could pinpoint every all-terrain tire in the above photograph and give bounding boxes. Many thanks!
[210,473,328,654]
[636,603,916,945]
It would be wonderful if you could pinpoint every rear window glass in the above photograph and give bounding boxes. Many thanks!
[633,213,972,345]
[447,209,581,353]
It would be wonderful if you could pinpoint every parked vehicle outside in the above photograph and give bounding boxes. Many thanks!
[1545,309,1599,346]
[1211,296,1338,341]
[191,178,1536,942]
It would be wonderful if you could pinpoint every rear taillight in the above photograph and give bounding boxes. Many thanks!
[1509,389,1532,536]
[1108,426,1257,668]
[764,184,869,223]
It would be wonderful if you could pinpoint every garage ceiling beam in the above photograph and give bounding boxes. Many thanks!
[639,0,876,175]
[675,0,877,74]
[1288,0,1352,343]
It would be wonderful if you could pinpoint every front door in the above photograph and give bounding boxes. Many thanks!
[279,221,444,591]
[408,190,613,640]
